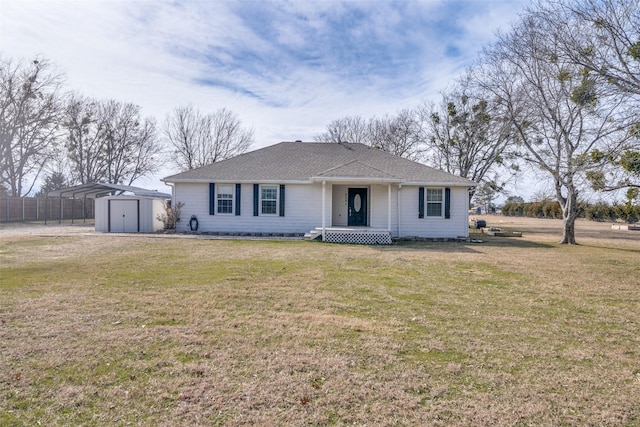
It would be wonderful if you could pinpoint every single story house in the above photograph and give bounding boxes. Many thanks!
[162,142,475,243]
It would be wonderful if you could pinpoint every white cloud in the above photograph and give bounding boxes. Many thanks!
[1,0,529,192]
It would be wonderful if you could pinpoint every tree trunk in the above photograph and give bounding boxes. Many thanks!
[560,216,577,245]
[559,189,578,245]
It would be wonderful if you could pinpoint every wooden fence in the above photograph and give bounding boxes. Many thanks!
[0,197,95,222]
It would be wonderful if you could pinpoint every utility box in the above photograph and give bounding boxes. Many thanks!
[473,219,487,229]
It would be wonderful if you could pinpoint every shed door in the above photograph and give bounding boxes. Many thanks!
[109,200,139,232]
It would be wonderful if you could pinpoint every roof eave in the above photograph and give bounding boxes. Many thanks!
[403,181,477,187]
[310,176,403,183]
[162,178,313,185]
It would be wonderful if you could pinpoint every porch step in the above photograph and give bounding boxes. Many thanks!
[303,228,323,241]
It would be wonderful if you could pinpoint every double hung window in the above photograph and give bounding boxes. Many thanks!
[217,184,234,214]
[261,185,278,215]
[426,188,443,217]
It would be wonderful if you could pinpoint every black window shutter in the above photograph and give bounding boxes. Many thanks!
[445,188,451,219]
[235,184,241,216]
[279,184,285,217]
[418,187,424,218]
[253,184,259,216]
[209,183,215,215]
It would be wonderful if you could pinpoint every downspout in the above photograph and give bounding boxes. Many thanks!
[166,182,175,200]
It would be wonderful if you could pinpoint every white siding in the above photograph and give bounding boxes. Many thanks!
[331,184,348,227]
[369,184,398,233]
[174,182,329,234]
[399,185,470,238]
[173,181,469,238]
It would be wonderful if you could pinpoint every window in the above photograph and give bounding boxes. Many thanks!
[426,188,443,217]
[261,185,278,215]
[217,184,234,214]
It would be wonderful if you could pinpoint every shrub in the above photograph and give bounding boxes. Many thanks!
[157,200,184,230]
[585,202,612,222]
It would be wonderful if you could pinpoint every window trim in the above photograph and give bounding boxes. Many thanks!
[259,184,279,216]
[425,187,444,218]
[216,184,235,215]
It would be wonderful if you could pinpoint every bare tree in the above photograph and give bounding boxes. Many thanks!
[314,110,425,161]
[35,160,72,197]
[314,115,369,144]
[164,106,254,171]
[535,0,640,192]
[479,13,637,244]
[368,110,425,161]
[162,105,202,171]
[62,97,162,185]
[0,57,64,196]
[100,100,161,185]
[64,94,105,184]
[419,75,515,198]
[474,180,501,214]
[539,0,640,97]
[207,108,254,165]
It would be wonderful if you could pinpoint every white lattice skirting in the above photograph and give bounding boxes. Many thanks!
[324,230,392,245]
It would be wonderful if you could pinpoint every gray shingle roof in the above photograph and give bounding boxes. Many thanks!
[163,142,475,186]
[316,160,399,180]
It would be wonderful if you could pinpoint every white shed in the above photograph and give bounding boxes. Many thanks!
[95,195,168,233]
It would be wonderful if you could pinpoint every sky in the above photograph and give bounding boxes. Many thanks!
[0,0,530,193]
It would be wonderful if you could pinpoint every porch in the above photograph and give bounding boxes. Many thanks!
[304,226,392,244]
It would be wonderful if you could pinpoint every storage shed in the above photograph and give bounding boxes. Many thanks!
[95,195,168,233]
[46,183,171,232]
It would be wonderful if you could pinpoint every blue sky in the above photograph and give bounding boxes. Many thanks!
[1,0,529,190]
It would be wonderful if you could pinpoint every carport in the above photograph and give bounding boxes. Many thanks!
[45,183,171,227]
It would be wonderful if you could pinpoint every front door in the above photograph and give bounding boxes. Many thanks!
[348,188,367,226]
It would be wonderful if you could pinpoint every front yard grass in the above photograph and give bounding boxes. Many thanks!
[1,225,639,425]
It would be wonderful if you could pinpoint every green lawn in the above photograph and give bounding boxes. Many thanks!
[1,222,639,426]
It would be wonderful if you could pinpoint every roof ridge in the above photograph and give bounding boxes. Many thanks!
[352,159,400,179]
[316,159,399,179]
[316,159,360,175]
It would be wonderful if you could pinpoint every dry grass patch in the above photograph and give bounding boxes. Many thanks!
[1,219,639,425]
